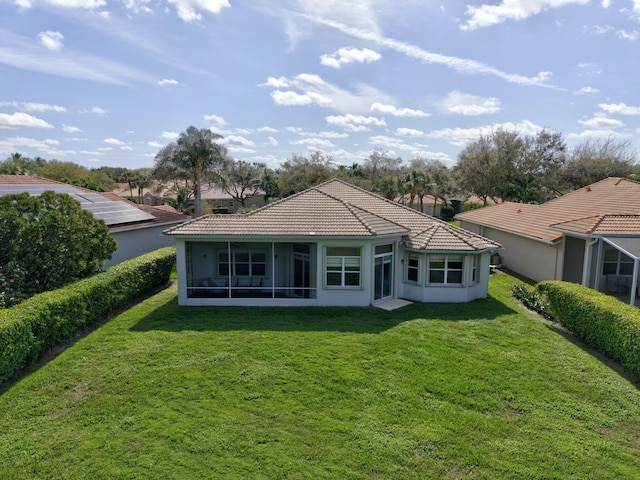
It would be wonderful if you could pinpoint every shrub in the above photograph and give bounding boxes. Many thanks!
[511,283,550,319]
[536,280,640,378]
[439,205,455,221]
[0,247,175,384]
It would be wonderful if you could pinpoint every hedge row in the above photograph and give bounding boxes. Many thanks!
[536,280,640,378]
[0,247,175,384]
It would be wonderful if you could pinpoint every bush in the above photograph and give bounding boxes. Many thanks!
[0,247,175,384]
[439,205,455,221]
[511,283,550,319]
[536,280,640,378]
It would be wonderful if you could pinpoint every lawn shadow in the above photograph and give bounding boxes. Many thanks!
[130,294,517,334]
[543,322,640,391]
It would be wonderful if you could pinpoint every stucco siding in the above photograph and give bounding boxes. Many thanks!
[106,225,178,267]
[460,221,562,283]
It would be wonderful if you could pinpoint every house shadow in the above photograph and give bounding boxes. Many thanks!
[130,295,517,334]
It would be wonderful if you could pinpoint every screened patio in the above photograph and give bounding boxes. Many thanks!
[185,241,317,300]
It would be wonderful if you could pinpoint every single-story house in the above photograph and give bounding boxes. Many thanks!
[163,179,501,307]
[139,185,267,213]
[0,175,189,267]
[456,177,640,305]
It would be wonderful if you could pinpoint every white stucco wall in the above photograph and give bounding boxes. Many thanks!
[105,224,180,268]
[459,221,563,283]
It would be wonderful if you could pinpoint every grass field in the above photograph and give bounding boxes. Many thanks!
[1,271,639,479]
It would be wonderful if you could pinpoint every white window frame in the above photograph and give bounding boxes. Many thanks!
[406,253,420,284]
[325,247,361,288]
[427,255,464,286]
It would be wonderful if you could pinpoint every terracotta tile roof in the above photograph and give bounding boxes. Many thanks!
[0,174,189,229]
[165,179,501,252]
[551,214,640,235]
[456,177,640,242]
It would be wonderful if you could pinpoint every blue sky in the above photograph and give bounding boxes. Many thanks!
[1,0,639,170]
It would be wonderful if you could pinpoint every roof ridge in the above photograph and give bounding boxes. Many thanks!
[345,202,409,235]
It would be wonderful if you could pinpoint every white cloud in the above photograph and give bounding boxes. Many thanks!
[320,46,381,68]
[80,106,107,115]
[265,136,278,147]
[0,136,60,156]
[167,0,230,23]
[427,120,544,147]
[38,31,64,51]
[290,138,335,148]
[617,29,639,41]
[369,135,416,152]
[120,146,134,151]
[0,101,66,112]
[0,112,53,128]
[578,113,624,129]
[299,131,350,139]
[258,126,279,133]
[262,76,290,88]
[104,137,126,145]
[204,114,227,126]
[326,114,386,131]
[264,73,393,113]
[575,86,599,95]
[271,90,332,107]
[223,135,255,147]
[312,17,557,88]
[440,91,501,116]
[599,102,640,115]
[461,0,590,30]
[161,131,179,140]
[370,102,429,117]
[15,0,106,9]
[396,128,424,137]
[123,0,152,14]
[158,79,179,86]
[148,141,164,148]
[568,128,630,139]
[62,124,82,133]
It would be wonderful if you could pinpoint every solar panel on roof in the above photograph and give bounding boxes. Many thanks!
[0,183,155,226]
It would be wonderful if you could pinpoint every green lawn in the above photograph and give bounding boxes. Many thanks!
[1,272,639,479]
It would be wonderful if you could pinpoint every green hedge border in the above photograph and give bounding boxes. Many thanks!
[536,280,640,378]
[0,247,175,384]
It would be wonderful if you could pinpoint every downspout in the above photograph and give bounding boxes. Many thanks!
[581,238,599,287]
[272,241,275,299]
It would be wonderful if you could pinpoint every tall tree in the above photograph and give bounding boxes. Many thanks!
[362,149,403,194]
[276,151,334,197]
[153,126,225,217]
[214,160,266,208]
[561,137,637,190]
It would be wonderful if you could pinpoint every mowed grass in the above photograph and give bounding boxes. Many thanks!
[1,272,639,479]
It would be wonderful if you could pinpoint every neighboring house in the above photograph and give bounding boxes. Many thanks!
[163,179,501,307]
[0,175,189,267]
[139,185,267,213]
[456,177,640,305]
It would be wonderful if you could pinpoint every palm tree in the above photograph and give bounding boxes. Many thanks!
[153,126,225,217]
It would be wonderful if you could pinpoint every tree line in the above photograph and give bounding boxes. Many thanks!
[2,126,638,217]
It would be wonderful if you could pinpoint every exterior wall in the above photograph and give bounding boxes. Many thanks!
[459,221,563,283]
[174,236,494,307]
[396,249,492,303]
[105,224,179,268]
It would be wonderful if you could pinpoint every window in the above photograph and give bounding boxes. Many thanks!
[406,253,419,283]
[325,247,361,287]
[603,245,633,275]
[471,255,479,284]
[219,250,266,277]
[428,255,463,285]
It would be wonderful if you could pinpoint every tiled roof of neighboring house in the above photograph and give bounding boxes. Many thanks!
[0,174,189,230]
[164,179,500,252]
[456,177,640,242]
[551,214,640,235]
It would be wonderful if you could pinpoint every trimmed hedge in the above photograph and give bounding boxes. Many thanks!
[0,247,175,384]
[536,280,640,378]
